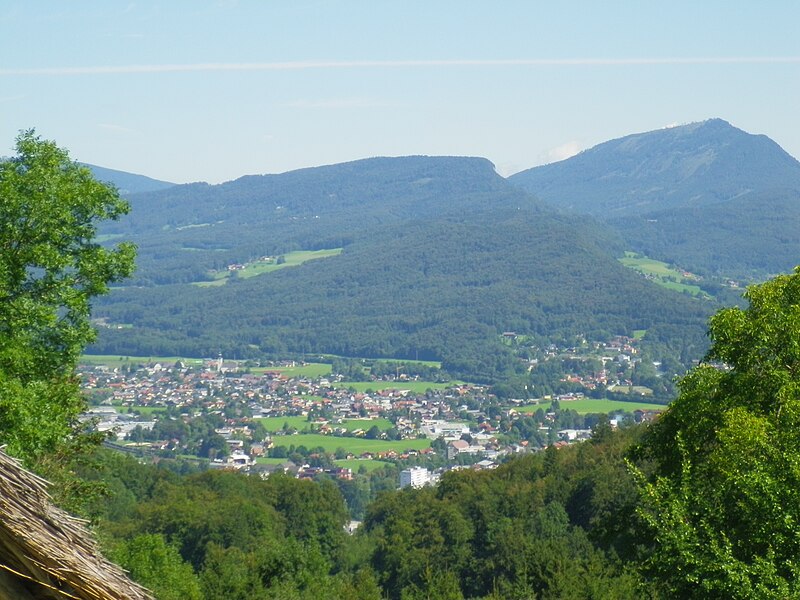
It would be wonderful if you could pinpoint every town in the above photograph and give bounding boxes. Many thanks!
[80,333,667,497]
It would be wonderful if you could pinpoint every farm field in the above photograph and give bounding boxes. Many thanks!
[267,433,431,454]
[517,398,666,415]
[80,354,206,368]
[251,362,332,378]
[258,416,395,433]
[255,457,293,465]
[194,248,343,287]
[256,416,311,432]
[334,380,459,393]
[618,252,707,297]
[128,406,168,417]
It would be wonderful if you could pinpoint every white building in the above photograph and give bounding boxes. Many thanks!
[399,466,431,489]
[419,420,470,440]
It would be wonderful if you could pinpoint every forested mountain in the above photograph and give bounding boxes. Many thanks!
[510,119,800,278]
[84,163,176,195]
[90,156,712,381]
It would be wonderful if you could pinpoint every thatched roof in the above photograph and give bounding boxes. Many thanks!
[0,448,153,600]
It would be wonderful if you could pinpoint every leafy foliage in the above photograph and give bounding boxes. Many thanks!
[0,130,135,465]
[634,267,800,597]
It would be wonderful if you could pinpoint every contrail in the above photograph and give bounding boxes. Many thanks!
[2,56,799,76]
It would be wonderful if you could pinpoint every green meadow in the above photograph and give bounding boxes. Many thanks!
[257,416,395,433]
[80,354,206,368]
[517,398,666,415]
[252,362,332,378]
[194,248,343,287]
[267,433,430,454]
[618,252,707,297]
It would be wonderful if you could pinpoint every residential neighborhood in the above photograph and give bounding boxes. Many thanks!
[80,340,665,488]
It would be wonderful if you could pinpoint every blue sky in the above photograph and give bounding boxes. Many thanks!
[2,1,799,184]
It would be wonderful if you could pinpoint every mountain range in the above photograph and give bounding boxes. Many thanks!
[84,164,176,195]
[510,119,800,278]
[87,119,800,381]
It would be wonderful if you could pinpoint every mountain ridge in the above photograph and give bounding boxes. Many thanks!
[510,118,800,217]
[83,163,176,195]
[509,119,800,278]
[90,154,711,381]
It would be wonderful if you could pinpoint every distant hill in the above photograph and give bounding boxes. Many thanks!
[510,119,800,277]
[91,156,712,381]
[83,164,176,195]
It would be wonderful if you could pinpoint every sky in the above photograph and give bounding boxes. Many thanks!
[2,1,799,184]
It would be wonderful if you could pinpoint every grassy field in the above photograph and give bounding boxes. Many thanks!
[517,398,666,415]
[257,416,312,432]
[619,252,707,297]
[257,416,395,433]
[252,362,332,378]
[334,380,459,393]
[128,405,169,417]
[255,457,294,465]
[194,248,342,287]
[268,433,430,454]
[337,418,394,432]
[80,354,206,368]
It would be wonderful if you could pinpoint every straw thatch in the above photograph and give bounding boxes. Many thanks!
[0,448,153,600]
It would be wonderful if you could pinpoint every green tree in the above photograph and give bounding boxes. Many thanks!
[634,267,800,598]
[111,533,202,600]
[0,130,135,465]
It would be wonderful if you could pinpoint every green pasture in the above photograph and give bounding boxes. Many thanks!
[128,405,168,417]
[267,433,430,455]
[258,416,395,433]
[80,354,206,368]
[619,252,707,297]
[255,457,293,465]
[517,398,666,415]
[337,418,394,432]
[194,248,342,287]
[334,380,458,393]
[258,416,312,432]
[252,362,332,378]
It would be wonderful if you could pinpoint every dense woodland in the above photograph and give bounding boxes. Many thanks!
[80,426,645,600]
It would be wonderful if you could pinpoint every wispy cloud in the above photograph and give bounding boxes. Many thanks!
[541,141,583,164]
[2,56,799,76]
